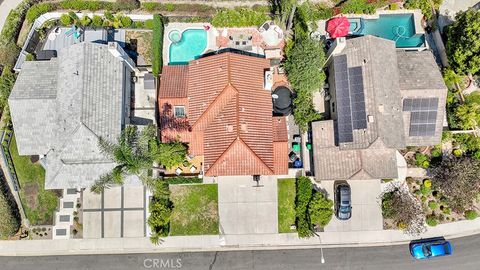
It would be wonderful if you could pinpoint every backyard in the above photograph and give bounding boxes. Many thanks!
[169,184,219,236]
[278,178,296,233]
[9,136,58,225]
[125,30,153,66]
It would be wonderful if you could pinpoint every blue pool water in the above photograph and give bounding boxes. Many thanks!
[349,14,425,48]
[169,29,207,65]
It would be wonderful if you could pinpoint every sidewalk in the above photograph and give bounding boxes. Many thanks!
[0,0,23,33]
[0,218,479,256]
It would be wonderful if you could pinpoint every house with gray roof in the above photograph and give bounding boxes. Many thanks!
[312,35,447,181]
[9,42,135,189]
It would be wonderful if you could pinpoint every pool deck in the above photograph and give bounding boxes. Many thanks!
[315,9,426,50]
[163,22,285,65]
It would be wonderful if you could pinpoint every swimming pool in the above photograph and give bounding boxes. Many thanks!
[169,29,207,65]
[348,14,425,48]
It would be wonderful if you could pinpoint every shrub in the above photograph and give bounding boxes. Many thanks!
[465,210,478,220]
[295,176,313,238]
[413,189,421,196]
[166,177,202,185]
[420,185,431,196]
[134,21,143,28]
[80,15,91,27]
[426,215,438,226]
[148,197,172,238]
[415,153,430,168]
[390,3,398,10]
[428,200,438,210]
[151,14,164,77]
[431,148,442,158]
[308,193,333,227]
[341,0,376,14]
[26,3,55,23]
[421,196,427,203]
[120,15,132,28]
[442,207,451,215]
[144,19,154,29]
[92,15,103,27]
[59,0,114,11]
[212,8,270,27]
[423,179,432,188]
[453,149,463,157]
[0,176,20,238]
[60,13,72,26]
[0,41,20,68]
[104,11,115,21]
[72,229,78,235]
[115,0,140,11]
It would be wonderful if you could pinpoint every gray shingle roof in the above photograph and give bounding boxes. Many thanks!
[333,36,406,150]
[311,121,398,181]
[313,36,447,181]
[9,42,130,189]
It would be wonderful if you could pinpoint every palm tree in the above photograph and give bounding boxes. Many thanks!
[91,125,156,193]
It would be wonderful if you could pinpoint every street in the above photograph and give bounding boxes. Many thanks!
[0,234,478,270]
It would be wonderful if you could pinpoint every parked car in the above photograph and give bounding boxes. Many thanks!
[410,239,453,259]
[335,183,351,220]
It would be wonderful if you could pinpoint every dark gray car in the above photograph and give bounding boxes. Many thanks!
[335,183,352,220]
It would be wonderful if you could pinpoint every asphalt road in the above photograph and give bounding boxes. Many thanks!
[0,234,479,270]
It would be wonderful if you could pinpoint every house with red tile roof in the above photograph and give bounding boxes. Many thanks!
[158,51,288,177]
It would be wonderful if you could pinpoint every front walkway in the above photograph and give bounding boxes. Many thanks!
[217,176,278,235]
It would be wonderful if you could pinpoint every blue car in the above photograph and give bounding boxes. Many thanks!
[410,239,453,259]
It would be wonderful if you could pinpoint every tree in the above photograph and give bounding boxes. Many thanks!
[80,15,91,27]
[454,97,480,130]
[404,0,443,21]
[308,193,333,227]
[445,9,480,75]
[284,37,326,132]
[150,141,188,169]
[430,156,480,212]
[381,183,426,235]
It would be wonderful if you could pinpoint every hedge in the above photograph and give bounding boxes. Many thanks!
[166,177,203,185]
[151,14,164,77]
[142,2,215,14]
[0,173,21,239]
[295,176,313,238]
[26,3,55,23]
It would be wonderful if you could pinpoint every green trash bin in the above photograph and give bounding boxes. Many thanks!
[292,142,301,152]
[306,143,312,150]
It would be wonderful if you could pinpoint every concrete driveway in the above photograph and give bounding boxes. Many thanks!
[82,185,147,239]
[323,179,383,232]
[217,176,278,235]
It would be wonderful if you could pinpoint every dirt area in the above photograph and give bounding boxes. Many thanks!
[125,30,153,66]
[23,183,39,209]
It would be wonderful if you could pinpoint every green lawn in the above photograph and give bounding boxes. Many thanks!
[169,184,219,236]
[9,135,58,225]
[278,178,296,233]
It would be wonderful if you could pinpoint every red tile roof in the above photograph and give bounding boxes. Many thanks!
[158,66,189,98]
[159,52,288,176]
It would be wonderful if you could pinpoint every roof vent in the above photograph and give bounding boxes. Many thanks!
[226,125,234,132]
[241,123,247,132]
[368,115,374,122]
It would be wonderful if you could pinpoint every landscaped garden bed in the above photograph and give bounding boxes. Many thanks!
[9,135,59,225]
[169,184,219,236]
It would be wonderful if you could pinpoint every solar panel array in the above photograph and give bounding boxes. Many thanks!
[403,98,438,137]
[333,55,368,143]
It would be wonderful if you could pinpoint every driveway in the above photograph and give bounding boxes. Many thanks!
[322,179,383,232]
[217,176,278,235]
[82,185,147,238]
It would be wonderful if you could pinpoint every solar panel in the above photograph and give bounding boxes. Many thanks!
[403,98,438,137]
[334,55,354,143]
[349,67,367,129]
